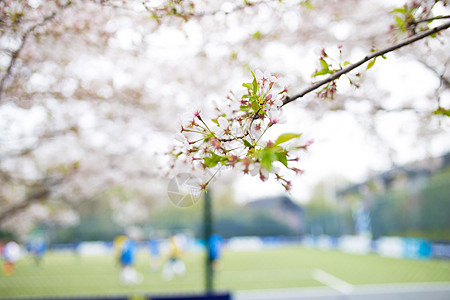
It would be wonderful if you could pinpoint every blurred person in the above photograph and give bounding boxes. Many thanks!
[72,239,81,258]
[118,236,142,285]
[148,237,161,272]
[113,235,127,266]
[162,235,186,281]
[208,234,223,270]
[27,238,48,266]
[2,241,21,275]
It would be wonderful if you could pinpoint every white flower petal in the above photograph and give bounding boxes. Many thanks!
[175,133,186,143]
[274,99,283,107]
[179,112,192,126]
[218,116,228,129]
[269,74,278,83]
[231,124,241,136]
[249,164,259,176]
[255,69,263,80]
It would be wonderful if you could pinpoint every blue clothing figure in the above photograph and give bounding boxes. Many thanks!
[120,239,137,267]
[27,238,47,266]
[208,234,223,270]
[148,239,160,257]
[119,239,141,285]
[148,238,161,271]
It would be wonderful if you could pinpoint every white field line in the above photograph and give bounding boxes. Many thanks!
[311,268,354,294]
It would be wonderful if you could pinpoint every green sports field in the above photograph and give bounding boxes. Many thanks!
[1,245,449,298]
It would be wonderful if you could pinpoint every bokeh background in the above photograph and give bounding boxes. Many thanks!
[1,0,449,299]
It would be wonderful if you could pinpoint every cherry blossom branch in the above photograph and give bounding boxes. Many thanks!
[1,124,79,159]
[0,12,57,101]
[282,20,450,106]
[141,0,280,22]
[0,176,63,225]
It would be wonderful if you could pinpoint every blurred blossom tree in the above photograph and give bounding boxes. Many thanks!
[0,0,449,238]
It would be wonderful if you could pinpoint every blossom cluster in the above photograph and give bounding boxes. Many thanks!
[312,46,361,99]
[389,0,448,36]
[169,70,313,191]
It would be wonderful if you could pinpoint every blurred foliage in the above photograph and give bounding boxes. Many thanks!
[43,188,301,243]
[418,166,450,240]
[34,166,450,243]
[368,166,450,241]
[146,202,298,239]
[0,229,17,242]
[303,179,354,237]
[46,199,122,243]
[214,209,298,238]
[304,202,353,237]
[305,165,450,241]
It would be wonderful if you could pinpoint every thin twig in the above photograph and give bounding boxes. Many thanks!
[411,15,450,25]
[282,20,450,106]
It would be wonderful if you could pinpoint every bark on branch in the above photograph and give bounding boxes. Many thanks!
[282,20,450,106]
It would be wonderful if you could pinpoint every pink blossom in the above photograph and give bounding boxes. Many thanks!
[305,139,314,147]
[211,137,222,150]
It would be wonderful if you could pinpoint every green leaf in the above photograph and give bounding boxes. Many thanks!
[313,69,331,77]
[320,58,329,70]
[251,100,259,112]
[203,153,222,168]
[433,107,450,117]
[300,0,315,10]
[260,148,277,171]
[276,152,288,167]
[391,8,407,14]
[366,58,376,70]
[243,139,252,148]
[313,59,332,77]
[242,83,253,90]
[252,75,258,93]
[395,16,404,28]
[252,30,262,40]
[275,133,301,145]
[344,61,351,66]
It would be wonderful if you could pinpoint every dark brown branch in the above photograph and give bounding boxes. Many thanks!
[282,20,450,106]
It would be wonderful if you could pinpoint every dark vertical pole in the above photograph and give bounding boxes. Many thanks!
[204,190,213,293]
